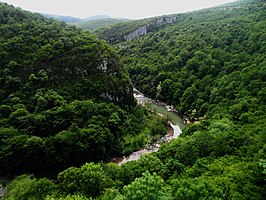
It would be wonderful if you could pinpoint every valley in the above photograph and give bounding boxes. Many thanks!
[0,0,265,199]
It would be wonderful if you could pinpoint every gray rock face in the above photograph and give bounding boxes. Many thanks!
[124,24,149,41]
[0,187,6,198]
[166,16,177,24]
[156,16,177,25]
[100,92,124,102]
[123,16,178,41]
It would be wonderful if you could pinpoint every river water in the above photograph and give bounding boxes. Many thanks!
[112,89,185,165]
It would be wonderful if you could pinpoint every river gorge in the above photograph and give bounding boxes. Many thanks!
[112,89,186,164]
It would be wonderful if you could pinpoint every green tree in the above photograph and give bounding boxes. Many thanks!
[58,163,112,198]
[171,178,223,200]
[121,171,171,200]
[4,175,56,200]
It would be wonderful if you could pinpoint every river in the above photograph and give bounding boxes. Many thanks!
[112,89,186,165]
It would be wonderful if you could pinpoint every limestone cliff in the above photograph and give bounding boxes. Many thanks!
[124,24,149,41]
[156,16,177,25]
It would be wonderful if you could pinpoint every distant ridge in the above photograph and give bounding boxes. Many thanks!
[83,15,112,21]
[70,18,130,31]
[42,13,113,23]
[41,13,82,22]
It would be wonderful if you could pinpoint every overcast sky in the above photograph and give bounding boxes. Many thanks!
[0,0,237,19]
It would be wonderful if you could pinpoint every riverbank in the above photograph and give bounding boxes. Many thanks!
[0,179,7,199]
[134,88,191,126]
[111,128,175,165]
[153,99,192,125]
[0,187,5,199]
[110,89,186,165]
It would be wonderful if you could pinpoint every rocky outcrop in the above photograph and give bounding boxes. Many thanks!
[124,24,149,41]
[156,16,177,25]
[123,16,178,41]
[0,187,6,198]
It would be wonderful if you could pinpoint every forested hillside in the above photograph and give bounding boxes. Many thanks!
[42,14,128,31]
[0,2,166,177]
[110,0,266,120]
[69,18,129,31]
[1,0,266,200]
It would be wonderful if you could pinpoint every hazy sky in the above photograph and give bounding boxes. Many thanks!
[0,0,237,19]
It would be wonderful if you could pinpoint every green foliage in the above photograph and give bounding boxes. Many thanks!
[171,178,223,200]
[201,157,265,199]
[0,2,134,105]
[120,171,171,200]
[2,1,266,200]
[148,116,167,137]
[97,188,121,200]
[69,18,129,31]
[4,175,56,200]
[58,163,110,198]
[46,194,90,200]
[96,18,153,44]
[0,2,166,176]
[259,159,266,180]
[120,154,164,185]
[109,0,266,121]
[0,93,160,175]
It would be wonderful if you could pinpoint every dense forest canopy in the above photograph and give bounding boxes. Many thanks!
[102,0,266,120]
[0,2,134,104]
[0,2,167,177]
[1,0,266,199]
[69,18,130,31]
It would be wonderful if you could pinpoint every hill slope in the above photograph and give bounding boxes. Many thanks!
[0,3,134,104]
[0,2,166,176]
[41,13,82,22]
[2,0,266,200]
[69,18,129,31]
[42,13,128,31]
[97,0,265,45]
[113,0,266,119]
[42,14,113,23]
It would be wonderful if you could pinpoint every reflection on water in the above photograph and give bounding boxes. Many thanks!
[112,89,186,165]
[145,102,186,130]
